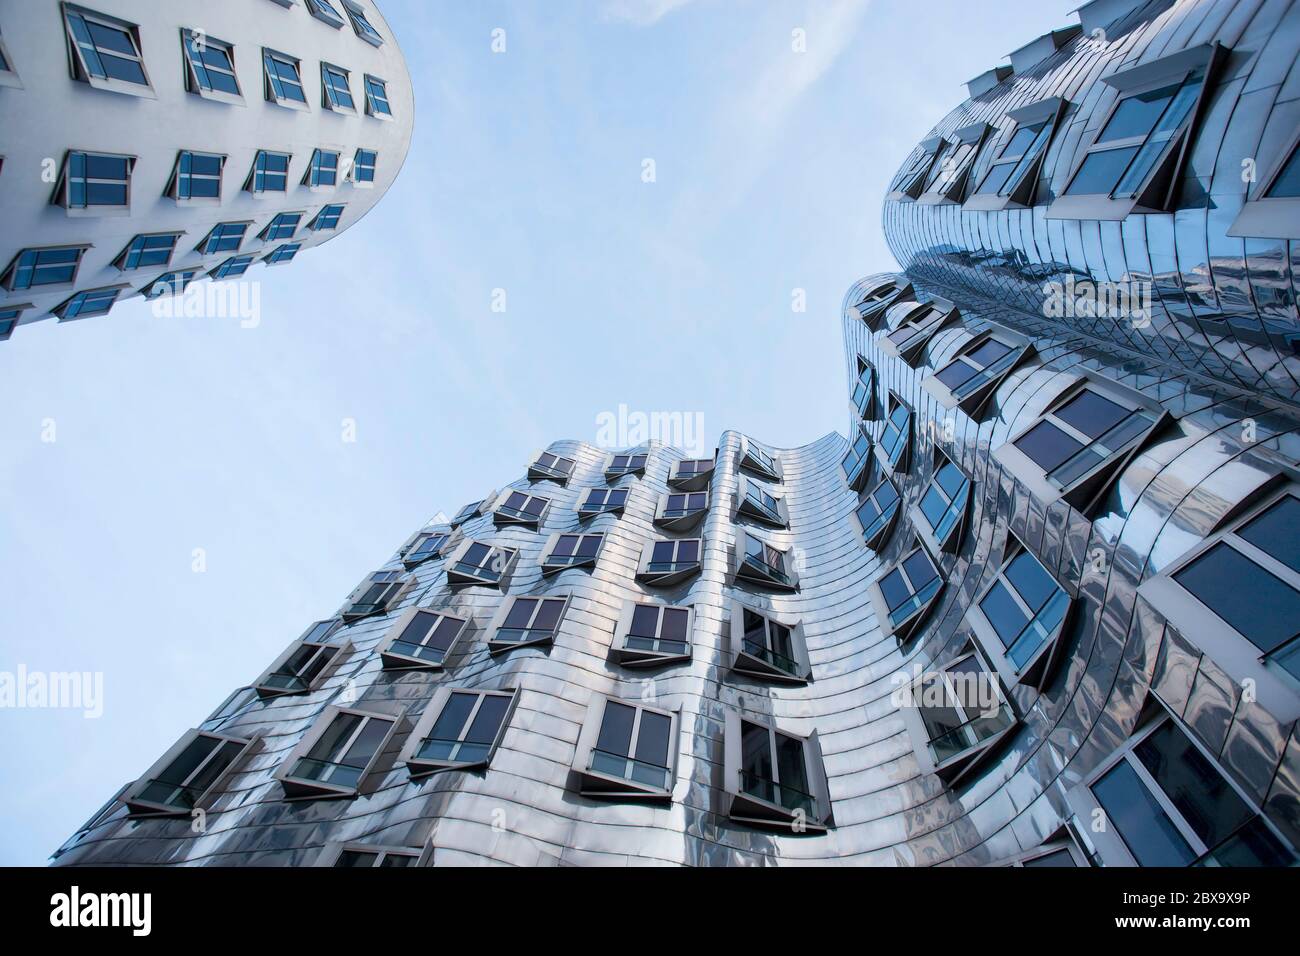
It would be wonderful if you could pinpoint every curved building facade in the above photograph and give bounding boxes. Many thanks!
[0,0,413,341]
[53,0,1300,867]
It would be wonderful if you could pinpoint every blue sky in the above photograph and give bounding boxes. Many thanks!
[0,0,1079,865]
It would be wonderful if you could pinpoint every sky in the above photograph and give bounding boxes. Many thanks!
[0,0,1081,865]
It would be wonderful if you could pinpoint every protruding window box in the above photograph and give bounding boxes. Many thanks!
[491,489,551,528]
[572,696,679,801]
[340,570,412,621]
[969,536,1074,689]
[735,475,789,529]
[851,279,912,330]
[636,538,702,587]
[576,486,628,520]
[604,451,648,479]
[254,619,349,697]
[487,593,570,654]
[527,450,576,486]
[450,493,493,528]
[887,135,944,201]
[851,359,876,419]
[729,601,810,684]
[965,97,1067,212]
[924,326,1035,419]
[1228,130,1300,240]
[853,477,902,551]
[723,712,832,832]
[52,150,136,217]
[0,28,23,89]
[877,299,957,366]
[993,373,1168,517]
[123,728,257,816]
[400,529,449,568]
[540,531,604,576]
[613,600,693,667]
[399,687,517,776]
[869,539,943,641]
[738,437,782,481]
[918,122,991,205]
[316,841,430,867]
[378,607,470,670]
[654,490,708,532]
[732,531,799,592]
[842,424,874,493]
[62,3,156,99]
[668,455,715,491]
[276,705,400,799]
[261,46,310,112]
[445,539,518,590]
[876,394,913,476]
[910,449,972,556]
[180,28,242,105]
[899,650,1016,787]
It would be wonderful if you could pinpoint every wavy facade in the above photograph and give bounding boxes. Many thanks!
[53,0,1299,866]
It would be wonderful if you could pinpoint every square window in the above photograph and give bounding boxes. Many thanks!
[344,2,384,46]
[181,29,240,100]
[198,222,249,255]
[247,150,291,193]
[352,148,377,183]
[573,696,679,799]
[321,62,354,110]
[970,538,1072,687]
[668,455,715,491]
[912,451,971,554]
[736,475,787,528]
[305,149,340,187]
[853,477,901,551]
[341,570,409,620]
[446,539,517,589]
[967,100,1063,209]
[306,0,347,28]
[881,301,954,365]
[378,607,469,669]
[1,246,88,291]
[869,538,942,640]
[541,532,604,575]
[739,437,782,481]
[605,451,648,478]
[210,254,254,279]
[487,594,569,653]
[733,531,798,592]
[276,705,398,798]
[260,212,302,241]
[577,486,628,519]
[124,728,255,815]
[309,203,345,230]
[63,4,152,95]
[54,286,122,320]
[842,424,873,492]
[528,450,576,484]
[492,489,551,527]
[925,328,1030,417]
[401,530,448,567]
[262,48,308,107]
[116,233,180,270]
[54,150,134,212]
[729,601,810,683]
[255,619,349,697]
[399,688,516,775]
[264,243,301,265]
[724,712,831,829]
[877,396,912,474]
[167,151,224,201]
[615,600,693,666]
[637,537,702,587]
[655,489,709,531]
[363,73,392,116]
[852,279,910,328]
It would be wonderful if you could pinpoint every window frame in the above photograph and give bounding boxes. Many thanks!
[875,392,913,476]
[445,538,518,589]
[723,711,832,831]
[399,528,449,568]
[163,151,226,206]
[316,841,430,867]
[997,832,1090,868]
[527,449,577,485]
[123,728,256,816]
[636,536,703,587]
[0,304,30,341]
[852,476,903,551]
[263,242,302,266]
[53,285,127,321]
[575,485,629,520]
[878,298,957,366]
[304,149,340,190]
[572,694,680,801]
[851,278,912,330]
[308,203,346,231]
[1228,122,1300,240]
[868,537,944,641]
[965,97,1068,211]
[351,147,378,186]
[604,451,648,479]
[918,122,992,205]
[491,488,552,528]
[52,149,135,216]
[253,618,349,698]
[0,27,22,89]
[377,606,470,670]
[209,254,255,280]
[539,530,605,576]
[1,245,90,292]
[343,0,385,47]
[910,447,973,556]
[275,704,402,799]
[340,569,412,621]
[486,592,572,654]
[732,529,799,593]
[613,599,694,667]
[728,600,810,684]
[363,72,392,118]
[654,488,710,531]
[842,422,874,493]
[180,28,242,105]
[197,221,251,256]
[887,135,945,202]
[398,687,518,776]
[851,357,876,420]
[668,455,715,491]
[923,325,1035,418]
[261,46,310,110]
[738,436,783,481]
[320,61,356,112]
[61,3,154,98]
[259,211,303,242]
[114,232,181,271]
[141,268,201,300]
[305,0,347,29]
[450,493,494,528]
[735,474,789,529]
[244,150,292,194]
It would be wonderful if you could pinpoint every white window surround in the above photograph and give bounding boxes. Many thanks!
[572,694,681,801]
[723,711,832,831]
[735,474,789,529]
[62,3,156,99]
[485,592,572,654]
[377,606,471,670]
[397,687,518,776]
[274,704,402,799]
[728,600,811,684]
[612,599,694,667]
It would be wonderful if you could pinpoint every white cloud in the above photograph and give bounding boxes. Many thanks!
[602,0,697,27]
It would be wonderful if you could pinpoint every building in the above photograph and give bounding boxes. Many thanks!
[0,0,413,341]
[53,0,1299,867]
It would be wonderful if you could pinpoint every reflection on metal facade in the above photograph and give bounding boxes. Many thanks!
[54,0,1299,866]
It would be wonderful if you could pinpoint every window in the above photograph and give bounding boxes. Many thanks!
[0,26,20,88]
[399,688,517,775]
[317,843,424,867]
[305,149,339,188]
[573,696,678,799]
[492,489,551,528]
[320,63,354,110]
[724,713,831,830]
[1141,486,1300,718]
[487,594,569,653]
[851,360,875,419]
[899,650,1016,786]
[869,539,942,640]
[211,254,254,279]
[655,490,708,531]
[264,243,302,265]
[446,539,517,588]
[363,74,392,117]
[401,530,447,567]
[124,728,254,815]
[888,135,944,201]
[1051,45,1225,219]
[181,30,240,102]
[450,497,489,527]
[605,452,648,478]
[733,530,798,592]
[577,486,628,519]
[262,48,308,107]
[736,475,788,528]
[880,300,954,365]
[995,377,1163,515]
[198,222,249,255]
[352,148,377,183]
[378,607,469,669]
[276,705,399,798]
[637,537,702,587]
[1229,131,1300,240]
[851,279,910,329]
[54,287,122,320]
[528,450,576,484]
[53,151,133,211]
[142,269,201,299]
[246,151,291,193]
[738,437,782,481]
[260,212,302,241]
[541,532,604,575]
[842,424,873,492]
[925,328,1032,417]
[614,601,693,666]
[254,620,349,697]
[968,98,1065,209]
[115,233,180,270]
[341,570,409,620]
[306,0,347,28]
[919,122,990,204]
[970,537,1072,688]
[877,395,912,474]
[344,1,385,46]
[729,601,810,684]
[309,203,345,230]
[853,477,901,550]
[912,450,971,554]
[2,246,87,290]
[165,149,223,201]
[999,836,1089,868]
[668,456,715,490]
[0,306,24,341]
[1069,712,1297,866]
[63,4,152,95]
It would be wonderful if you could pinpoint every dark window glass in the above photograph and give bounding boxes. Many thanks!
[634,710,672,768]
[1236,497,1300,573]
[1067,147,1140,195]
[1266,144,1300,198]
[936,359,978,390]
[596,701,636,756]
[740,722,772,781]
[464,695,510,745]
[1015,420,1081,472]
[1005,551,1057,611]
[1174,543,1300,656]
[980,580,1027,648]
[429,693,475,741]
[1054,389,1130,440]
[1092,758,1195,866]
[1022,848,1077,867]
[629,605,658,639]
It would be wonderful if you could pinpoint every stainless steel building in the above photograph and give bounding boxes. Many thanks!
[0,0,412,341]
[53,0,1299,866]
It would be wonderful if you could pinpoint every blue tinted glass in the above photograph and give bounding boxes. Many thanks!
[1005,551,1057,612]
[1174,543,1300,655]
[1236,497,1300,574]
[1098,84,1178,142]
[1093,758,1195,866]
[1066,146,1139,196]
[1266,144,1300,198]
[980,580,1028,647]
[1014,420,1080,472]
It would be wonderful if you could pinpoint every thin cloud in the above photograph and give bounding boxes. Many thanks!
[602,0,697,26]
